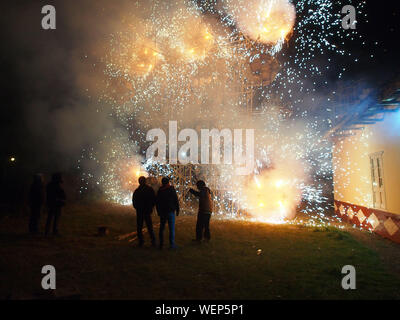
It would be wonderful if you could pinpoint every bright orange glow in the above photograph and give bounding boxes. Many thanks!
[242,161,304,223]
[179,19,214,61]
[120,165,149,191]
[228,0,296,45]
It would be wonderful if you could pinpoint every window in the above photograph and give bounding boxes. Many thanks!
[369,151,386,209]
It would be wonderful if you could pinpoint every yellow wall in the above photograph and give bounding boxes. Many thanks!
[333,110,400,215]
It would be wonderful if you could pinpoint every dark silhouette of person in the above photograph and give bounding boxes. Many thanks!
[45,172,66,236]
[156,177,179,249]
[132,176,156,247]
[190,180,213,242]
[28,174,45,234]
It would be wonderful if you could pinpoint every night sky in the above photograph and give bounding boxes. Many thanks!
[345,1,400,81]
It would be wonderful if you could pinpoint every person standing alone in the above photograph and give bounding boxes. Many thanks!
[190,180,213,242]
[132,176,156,247]
[156,177,180,250]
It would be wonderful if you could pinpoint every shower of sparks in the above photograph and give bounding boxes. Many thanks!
[78,0,368,226]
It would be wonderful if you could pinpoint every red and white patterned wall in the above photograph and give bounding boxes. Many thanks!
[334,200,400,244]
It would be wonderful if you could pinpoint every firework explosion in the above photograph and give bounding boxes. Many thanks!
[225,0,296,48]
[79,0,367,226]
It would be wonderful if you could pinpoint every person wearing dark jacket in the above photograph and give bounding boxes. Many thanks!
[45,172,66,236]
[132,176,156,247]
[28,174,45,234]
[156,177,179,249]
[190,180,213,242]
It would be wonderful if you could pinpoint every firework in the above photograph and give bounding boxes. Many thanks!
[224,0,296,46]
[79,0,367,226]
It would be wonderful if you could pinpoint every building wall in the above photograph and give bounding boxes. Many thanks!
[333,110,400,215]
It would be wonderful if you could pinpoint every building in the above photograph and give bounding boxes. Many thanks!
[332,85,400,242]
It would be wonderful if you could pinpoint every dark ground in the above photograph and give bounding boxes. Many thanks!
[1,202,400,300]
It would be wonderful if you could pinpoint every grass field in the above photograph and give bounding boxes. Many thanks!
[1,202,400,300]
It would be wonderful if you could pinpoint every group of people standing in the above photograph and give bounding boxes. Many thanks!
[28,172,212,248]
[28,173,66,236]
[132,176,213,250]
